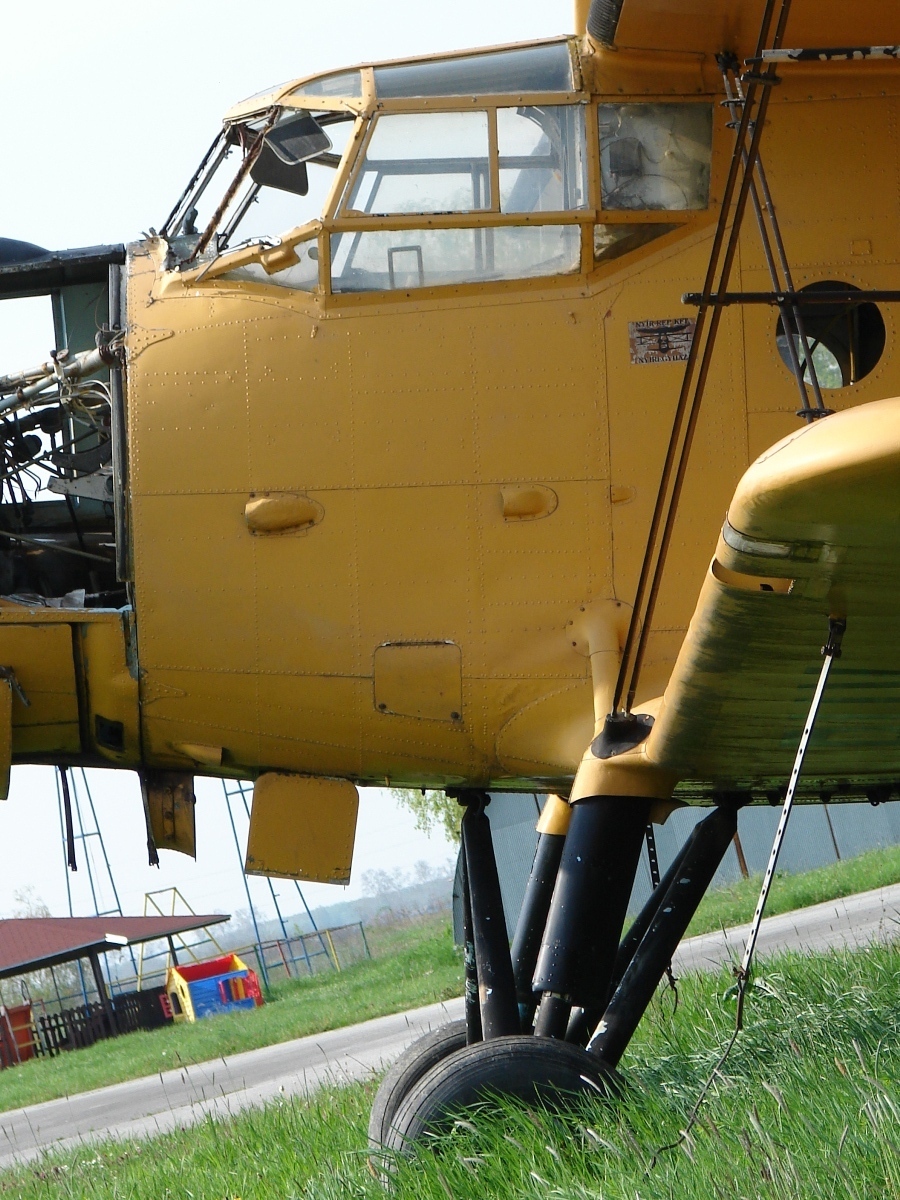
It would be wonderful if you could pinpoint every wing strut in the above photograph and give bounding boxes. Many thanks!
[609,0,793,721]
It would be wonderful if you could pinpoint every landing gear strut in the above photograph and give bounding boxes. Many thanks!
[369,791,740,1152]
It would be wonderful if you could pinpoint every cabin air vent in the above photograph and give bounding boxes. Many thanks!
[244,493,324,535]
[500,484,558,522]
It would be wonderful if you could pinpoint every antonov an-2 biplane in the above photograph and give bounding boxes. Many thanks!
[1,0,898,1149]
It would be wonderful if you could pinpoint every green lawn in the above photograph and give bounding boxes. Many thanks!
[0,915,462,1115]
[686,841,900,936]
[3,941,898,1198]
[1,842,898,1120]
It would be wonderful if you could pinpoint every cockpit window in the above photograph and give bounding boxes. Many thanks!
[346,113,491,215]
[599,104,712,211]
[373,42,573,98]
[331,225,581,292]
[232,116,353,246]
[289,69,362,99]
[163,112,355,275]
[344,106,586,219]
[331,103,587,293]
[498,106,586,213]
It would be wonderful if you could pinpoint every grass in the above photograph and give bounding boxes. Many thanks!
[1,842,898,1121]
[2,941,898,1198]
[0,914,462,1115]
[687,841,900,937]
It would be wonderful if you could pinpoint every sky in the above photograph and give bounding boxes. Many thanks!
[0,0,570,923]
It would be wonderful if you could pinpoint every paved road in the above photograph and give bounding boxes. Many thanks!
[2,881,898,1168]
[673,880,900,974]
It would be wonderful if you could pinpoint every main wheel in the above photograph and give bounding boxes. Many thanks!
[368,1019,469,1151]
[382,1035,621,1154]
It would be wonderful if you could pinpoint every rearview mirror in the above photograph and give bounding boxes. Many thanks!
[250,113,332,196]
[251,144,309,195]
[267,113,332,165]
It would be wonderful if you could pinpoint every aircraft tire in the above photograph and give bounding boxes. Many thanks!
[381,1035,621,1154]
[368,1019,468,1151]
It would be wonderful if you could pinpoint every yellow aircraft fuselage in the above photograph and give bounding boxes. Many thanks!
[3,7,899,826]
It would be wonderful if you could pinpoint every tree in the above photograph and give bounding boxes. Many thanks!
[360,867,409,897]
[0,888,80,1008]
[391,789,462,844]
[10,886,51,919]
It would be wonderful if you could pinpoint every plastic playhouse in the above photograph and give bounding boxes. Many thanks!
[165,953,263,1022]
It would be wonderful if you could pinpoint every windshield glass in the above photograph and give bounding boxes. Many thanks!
[344,106,585,217]
[599,104,712,211]
[374,42,572,97]
[164,112,355,261]
[289,69,362,99]
[498,106,586,212]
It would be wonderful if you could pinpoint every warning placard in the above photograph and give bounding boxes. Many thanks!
[628,318,696,364]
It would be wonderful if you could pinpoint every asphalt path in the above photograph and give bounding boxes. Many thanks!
[2,881,898,1168]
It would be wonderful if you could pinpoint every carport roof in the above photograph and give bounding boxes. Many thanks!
[0,915,230,980]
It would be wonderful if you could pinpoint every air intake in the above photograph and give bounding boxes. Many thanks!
[586,0,626,46]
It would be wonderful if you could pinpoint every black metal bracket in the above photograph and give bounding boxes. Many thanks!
[683,289,900,307]
[740,71,781,85]
[822,616,846,659]
[591,711,654,759]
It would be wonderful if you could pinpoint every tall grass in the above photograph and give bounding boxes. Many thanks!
[687,842,900,937]
[3,942,898,1198]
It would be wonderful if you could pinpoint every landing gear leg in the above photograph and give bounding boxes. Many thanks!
[588,803,740,1066]
[532,795,650,1037]
[368,790,519,1158]
[510,796,570,1031]
[458,792,519,1039]
[374,792,740,1153]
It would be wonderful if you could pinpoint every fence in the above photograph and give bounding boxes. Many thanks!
[230,922,371,987]
[117,921,371,995]
[454,795,900,942]
[28,987,166,1059]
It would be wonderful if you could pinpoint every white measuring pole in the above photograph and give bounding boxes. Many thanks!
[738,618,846,986]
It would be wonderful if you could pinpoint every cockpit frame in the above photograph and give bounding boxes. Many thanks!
[163,36,718,303]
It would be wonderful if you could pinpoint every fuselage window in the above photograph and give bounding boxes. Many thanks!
[598,104,712,211]
[775,281,886,389]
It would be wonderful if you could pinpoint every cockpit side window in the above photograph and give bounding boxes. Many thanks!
[220,114,354,249]
[598,104,712,212]
[345,112,491,215]
[164,112,356,285]
[498,106,586,214]
[331,105,587,293]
